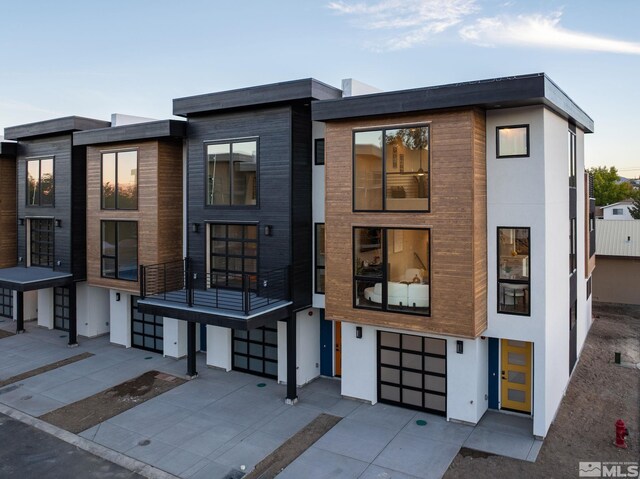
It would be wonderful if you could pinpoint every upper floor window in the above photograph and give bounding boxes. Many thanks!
[30,218,54,267]
[315,138,325,165]
[568,130,576,188]
[612,208,623,216]
[315,223,325,294]
[27,158,54,206]
[498,227,530,315]
[569,218,577,274]
[102,151,138,210]
[354,227,430,316]
[101,220,138,281]
[496,125,529,158]
[207,139,257,206]
[354,126,429,212]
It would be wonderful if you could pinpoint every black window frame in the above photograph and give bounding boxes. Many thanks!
[26,157,55,207]
[131,295,163,353]
[29,218,54,268]
[352,125,430,213]
[315,138,325,165]
[497,226,531,317]
[100,220,138,281]
[0,288,12,319]
[315,223,325,294]
[232,325,278,379]
[352,226,431,317]
[54,286,70,331]
[586,276,592,299]
[496,125,530,158]
[101,149,139,210]
[208,222,258,289]
[570,218,577,275]
[204,137,259,208]
[568,130,577,188]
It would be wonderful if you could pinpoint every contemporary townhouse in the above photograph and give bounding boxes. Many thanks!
[312,73,595,437]
[0,117,110,344]
[0,140,17,319]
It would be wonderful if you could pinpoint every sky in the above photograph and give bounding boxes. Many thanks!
[0,0,638,177]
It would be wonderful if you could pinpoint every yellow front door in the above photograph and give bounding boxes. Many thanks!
[500,339,532,413]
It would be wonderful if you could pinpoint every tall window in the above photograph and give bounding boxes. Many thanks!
[354,126,429,212]
[30,218,54,267]
[498,227,530,315]
[354,227,430,315]
[315,138,325,165]
[210,224,258,288]
[568,130,576,188]
[315,223,325,294]
[207,139,257,206]
[496,125,529,158]
[102,151,138,209]
[569,218,577,274]
[27,158,54,206]
[101,221,138,280]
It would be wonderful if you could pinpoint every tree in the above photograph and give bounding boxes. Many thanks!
[588,166,637,206]
[629,196,640,219]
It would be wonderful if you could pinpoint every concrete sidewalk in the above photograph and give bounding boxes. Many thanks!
[0,321,542,478]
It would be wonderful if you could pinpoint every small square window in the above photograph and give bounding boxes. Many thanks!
[497,125,529,158]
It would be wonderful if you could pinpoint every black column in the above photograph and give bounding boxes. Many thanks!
[68,283,78,347]
[286,313,297,403]
[16,291,24,334]
[187,321,197,378]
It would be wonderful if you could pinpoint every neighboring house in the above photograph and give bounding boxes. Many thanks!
[602,200,635,220]
[0,72,595,439]
[592,219,640,304]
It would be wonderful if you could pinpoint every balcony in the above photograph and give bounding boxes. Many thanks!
[137,259,292,329]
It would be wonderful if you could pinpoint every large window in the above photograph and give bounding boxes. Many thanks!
[102,151,138,210]
[27,158,54,206]
[101,221,138,281]
[570,218,577,274]
[354,126,429,212]
[210,223,257,288]
[315,223,325,294]
[207,139,257,206]
[568,130,576,188]
[496,125,529,158]
[30,218,54,267]
[354,227,430,315]
[498,227,530,315]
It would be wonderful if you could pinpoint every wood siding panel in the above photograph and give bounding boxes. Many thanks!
[325,109,487,338]
[0,157,17,268]
[86,140,183,293]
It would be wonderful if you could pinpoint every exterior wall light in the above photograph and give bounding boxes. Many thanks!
[18,218,24,225]
[456,340,464,354]
[192,223,199,233]
[356,326,363,339]
[116,292,121,301]
[264,225,272,236]
[55,219,62,228]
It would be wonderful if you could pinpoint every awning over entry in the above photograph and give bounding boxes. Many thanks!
[0,267,73,291]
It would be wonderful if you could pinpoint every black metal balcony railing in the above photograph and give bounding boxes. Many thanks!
[140,258,290,315]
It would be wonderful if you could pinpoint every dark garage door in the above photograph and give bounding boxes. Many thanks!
[232,324,278,379]
[131,296,163,354]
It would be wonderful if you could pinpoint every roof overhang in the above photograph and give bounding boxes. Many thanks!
[0,267,73,292]
[73,120,186,146]
[4,116,111,141]
[0,141,17,157]
[312,73,594,133]
[173,78,342,117]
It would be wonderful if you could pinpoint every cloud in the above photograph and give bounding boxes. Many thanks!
[461,11,640,54]
[328,0,479,50]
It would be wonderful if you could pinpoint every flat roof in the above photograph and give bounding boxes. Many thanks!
[312,73,594,133]
[0,141,16,157]
[4,116,111,141]
[0,267,73,292]
[73,119,186,146]
[173,78,342,117]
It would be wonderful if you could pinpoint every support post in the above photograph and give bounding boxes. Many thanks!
[186,321,197,378]
[16,291,24,334]
[286,312,297,404]
[68,282,78,347]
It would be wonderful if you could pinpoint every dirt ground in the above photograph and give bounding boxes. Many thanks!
[444,302,640,479]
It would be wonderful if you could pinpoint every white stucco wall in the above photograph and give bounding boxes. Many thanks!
[206,325,232,370]
[37,288,53,329]
[312,121,326,310]
[603,204,634,220]
[76,284,110,337]
[163,317,187,359]
[24,290,37,321]
[109,290,132,347]
[277,309,321,386]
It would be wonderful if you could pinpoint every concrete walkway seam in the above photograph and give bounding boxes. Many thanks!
[0,403,179,479]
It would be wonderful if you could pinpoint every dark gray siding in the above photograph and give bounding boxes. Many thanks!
[71,146,87,280]
[17,135,75,275]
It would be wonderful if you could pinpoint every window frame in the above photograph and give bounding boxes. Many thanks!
[570,218,577,275]
[26,156,55,207]
[207,222,259,289]
[100,220,139,281]
[315,138,325,165]
[568,130,576,188]
[497,226,531,317]
[352,226,431,317]
[352,125,430,213]
[612,208,623,216]
[29,217,55,268]
[101,149,139,210]
[496,125,530,158]
[315,223,325,294]
[204,137,259,208]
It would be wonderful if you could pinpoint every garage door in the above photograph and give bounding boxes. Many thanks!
[0,288,12,319]
[54,287,70,331]
[232,324,278,379]
[131,296,164,354]
[378,331,447,416]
